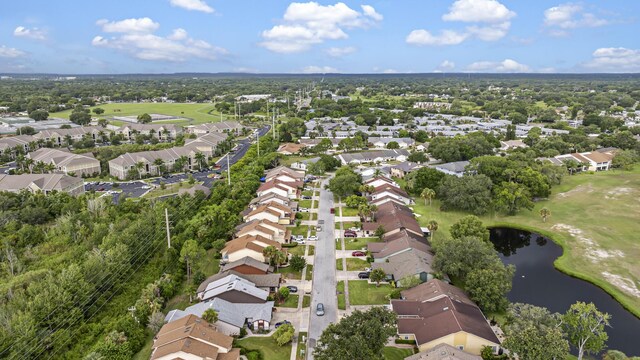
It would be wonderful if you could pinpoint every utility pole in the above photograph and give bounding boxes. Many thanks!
[272,112,275,138]
[227,154,231,186]
[165,208,171,248]
[257,130,260,157]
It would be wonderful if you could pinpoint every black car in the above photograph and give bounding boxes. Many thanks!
[302,195,312,199]
[286,285,298,293]
[275,320,291,328]
[358,272,370,279]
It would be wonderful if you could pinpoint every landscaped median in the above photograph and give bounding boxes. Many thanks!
[337,281,346,310]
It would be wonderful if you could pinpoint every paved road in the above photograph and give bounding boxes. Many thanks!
[307,177,337,358]
[217,126,270,171]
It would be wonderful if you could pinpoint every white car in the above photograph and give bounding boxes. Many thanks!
[307,235,318,241]
[294,239,306,245]
[298,207,309,212]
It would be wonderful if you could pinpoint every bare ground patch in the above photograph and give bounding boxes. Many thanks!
[551,223,624,262]
[602,272,640,297]
[556,184,593,198]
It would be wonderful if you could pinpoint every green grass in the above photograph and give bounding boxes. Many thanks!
[344,237,380,251]
[287,244,306,256]
[348,281,395,305]
[298,212,313,221]
[383,347,415,359]
[411,167,640,318]
[337,281,346,310]
[336,259,343,271]
[335,221,359,230]
[296,332,308,360]
[143,181,201,198]
[301,190,313,197]
[290,225,310,237]
[277,266,302,280]
[340,207,360,216]
[236,334,292,360]
[336,258,369,271]
[132,333,154,360]
[302,295,311,308]
[50,102,232,125]
[308,245,315,256]
[298,200,312,208]
[305,265,313,281]
[278,294,299,308]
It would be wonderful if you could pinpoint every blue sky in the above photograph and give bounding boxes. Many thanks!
[0,0,638,74]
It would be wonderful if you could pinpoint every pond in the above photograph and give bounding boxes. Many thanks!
[490,227,640,356]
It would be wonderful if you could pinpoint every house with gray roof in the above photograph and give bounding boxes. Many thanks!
[433,161,470,177]
[0,174,84,196]
[198,274,269,303]
[27,148,100,177]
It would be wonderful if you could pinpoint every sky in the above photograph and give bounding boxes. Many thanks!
[0,0,638,74]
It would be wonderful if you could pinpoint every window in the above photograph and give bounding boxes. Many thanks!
[457,346,464,350]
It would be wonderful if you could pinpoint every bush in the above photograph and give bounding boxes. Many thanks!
[239,327,248,338]
[395,339,416,345]
[389,289,402,299]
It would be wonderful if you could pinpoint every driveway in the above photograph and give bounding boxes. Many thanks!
[307,176,337,358]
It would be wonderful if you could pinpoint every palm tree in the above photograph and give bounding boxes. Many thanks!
[202,308,219,323]
[539,207,551,223]
[153,158,165,175]
[421,188,435,206]
[24,158,34,174]
[173,157,185,173]
[194,152,206,170]
[135,161,145,179]
[427,220,439,240]
[45,163,56,173]
[273,250,287,270]
[179,155,189,172]
[262,246,278,266]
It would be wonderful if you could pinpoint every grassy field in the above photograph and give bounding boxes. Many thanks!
[236,335,292,360]
[383,347,415,359]
[343,237,380,251]
[50,102,233,126]
[411,167,640,317]
[349,281,395,305]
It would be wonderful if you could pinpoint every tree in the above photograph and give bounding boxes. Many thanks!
[407,151,428,163]
[612,149,638,170]
[438,175,494,215]
[262,245,278,266]
[369,268,386,287]
[374,225,385,240]
[464,262,515,313]
[153,158,165,175]
[420,187,435,206]
[93,107,105,115]
[539,207,551,223]
[432,236,498,278]
[313,307,397,360]
[277,286,290,302]
[147,311,166,333]
[137,113,152,124]
[194,152,206,169]
[345,195,367,209]
[70,109,91,125]
[386,141,399,149]
[503,303,569,360]
[494,182,534,215]
[28,109,49,121]
[202,308,219,323]
[328,167,362,197]
[427,220,438,239]
[274,323,295,346]
[562,302,611,360]
[180,240,205,283]
[404,167,445,195]
[289,254,306,272]
[450,215,490,243]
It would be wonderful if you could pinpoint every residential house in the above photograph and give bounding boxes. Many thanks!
[290,157,320,171]
[0,174,85,196]
[27,148,100,177]
[243,202,294,225]
[187,121,243,136]
[118,123,181,141]
[499,140,528,151]
[165,298,274,335]
[108,146,203,180]
[249,192,295,209]
[548,148,617,172]
[236,219,289,243]
[184,132,229,157]
[151,315,240,360]
[198,274,269,303]
[336,149,410,165]
[367,229,432,263]
[370,184,413,206]
[264,166,305,183]
[390,162,423,179]
[363,176,397,189]
[405,343,481,360]
[256,180,301,200]
[368,137,415,149]
[434,161,470,177]
[371,249,435,287]
[197,271,281,297]
[363,202,423,238]
[220,256,272,275]
[0,134,37,155]
[221,235,283,264]
[392,279,501,355]
[277,143,306,155]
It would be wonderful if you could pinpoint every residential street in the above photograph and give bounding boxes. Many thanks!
[307,176,337,358]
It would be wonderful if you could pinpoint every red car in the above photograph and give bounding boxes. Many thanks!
[352,251,366,257]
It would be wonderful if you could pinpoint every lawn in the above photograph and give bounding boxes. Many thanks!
[289,225,310,237]
[278,294,299,308]
[337,281,346,310]
[143,181,200,198]
[308,245,315,256]
[277,266,302,280]
[50,102,232,126]
[302,295,311,308]
[296,332,308,360]
[236,335,292,360]
[286,244,305,256]
[340,207,360,216]
[305,265,313,281]
[383,347,415,359]
[301,190,314,197]
[348,280,395,305]
[336,258,369,271]
[335,221,359,230]
[298,212,314,221]
[344,237,380,251]
[410,167,640,317]
[298,200,313,208]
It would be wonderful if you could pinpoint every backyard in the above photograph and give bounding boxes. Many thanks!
[236,335,292,360]
[348,280,396,305]
[411,167,640,317]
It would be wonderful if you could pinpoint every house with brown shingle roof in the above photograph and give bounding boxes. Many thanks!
[277,143,306,155]
[256,180,301,199]
[264,166,304,183]
[370,184,413,206]
[221,234,283,264]
[236,219,289,243]
[392,279,501,356]
[220,256,272,275]
[363,202,423,238]
[244,201,294,225]
[405,343,481,360]
[151,314,239,360]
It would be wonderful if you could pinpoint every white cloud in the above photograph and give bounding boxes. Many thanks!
[467,59,530,73]
[92,19,226,62]
[443,0,515,23]
[326,46,356,57]
[169,0,214,13]
[406,29,468,46]
[96,18,160,33]
[439,60,456,70]
[0,45,26,58]
[261,2,382,53]
[301,65,339,73]
[407,0,514,46]
[544,3,608,32]
[13,26,47,41]
[583,47,640,72]
[382,69,398,74]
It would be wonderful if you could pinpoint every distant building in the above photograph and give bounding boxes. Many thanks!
[433,161,470,177]
[0,174,84,196]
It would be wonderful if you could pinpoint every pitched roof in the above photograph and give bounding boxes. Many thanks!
[404,343,481,360]
[277,143,306,154]
[0,174,84,194]
[401,279,476,307]
[434,161,470,174]
[220,256,271,273]
[152,314,234,360]
[222,234,282,255]
[391,161,423,173]
[200,274,269,302]
[197,271,281,294]
[582,151,614,163]
[373,184,410,199]
[249,192,291,206]
[371,249,434,281]
[264,166,304,181]
[165,298,274,328]
[367,229,431,259]
[371,202,423,236]
[28,148,99,168]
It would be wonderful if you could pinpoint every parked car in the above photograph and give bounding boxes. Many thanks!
[316,303,325,316]
[287,285,298,293]
[330,208,335,214]
[294,239,306,245]
[316,226,322,232]
[352,251,366,257]
[275,320,291,328]
[364,267,372,272]
[349,227,360,232]
[296,235,304,240]
[358,272,370,279]
[307,235,318,241]
[298,207,309,212]
[344,230,356,235]
[302,195,312,200]
[344,232,357,238]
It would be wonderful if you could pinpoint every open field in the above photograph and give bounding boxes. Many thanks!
[50,102,233,126]
[411,167,640,317]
